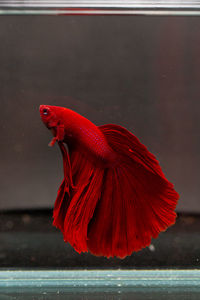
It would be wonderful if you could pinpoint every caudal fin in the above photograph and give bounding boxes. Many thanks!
[87,124,179,258]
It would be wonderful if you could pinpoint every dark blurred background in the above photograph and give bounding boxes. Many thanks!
[0,15,199,213]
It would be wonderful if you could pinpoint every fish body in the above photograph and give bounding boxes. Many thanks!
[40,104,179,258]
[40,105,114,165]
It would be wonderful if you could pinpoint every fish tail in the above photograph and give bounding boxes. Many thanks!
[87,124,179,258]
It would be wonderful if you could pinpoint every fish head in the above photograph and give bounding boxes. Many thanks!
[39,105,60,129]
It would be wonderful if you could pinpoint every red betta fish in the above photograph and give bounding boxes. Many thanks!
[40,105,179,259]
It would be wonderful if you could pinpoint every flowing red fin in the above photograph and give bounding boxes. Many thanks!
[53,179,69,233]
[53,142,74,232]
[58,142,74,189]
[99,124,166,178]
[63,150,104,253]
[49,124,65,147]
[53,143,105,254]
[87,124,179,258]
[53,124,179,259]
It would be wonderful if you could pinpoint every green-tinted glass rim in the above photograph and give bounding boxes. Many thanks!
[0,270,200,288]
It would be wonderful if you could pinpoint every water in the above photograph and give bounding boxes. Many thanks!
[0,1,200,298]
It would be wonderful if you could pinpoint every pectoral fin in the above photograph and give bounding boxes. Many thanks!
[48,123,65,147]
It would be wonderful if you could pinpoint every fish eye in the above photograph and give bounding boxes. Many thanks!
[43,108,49,115]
